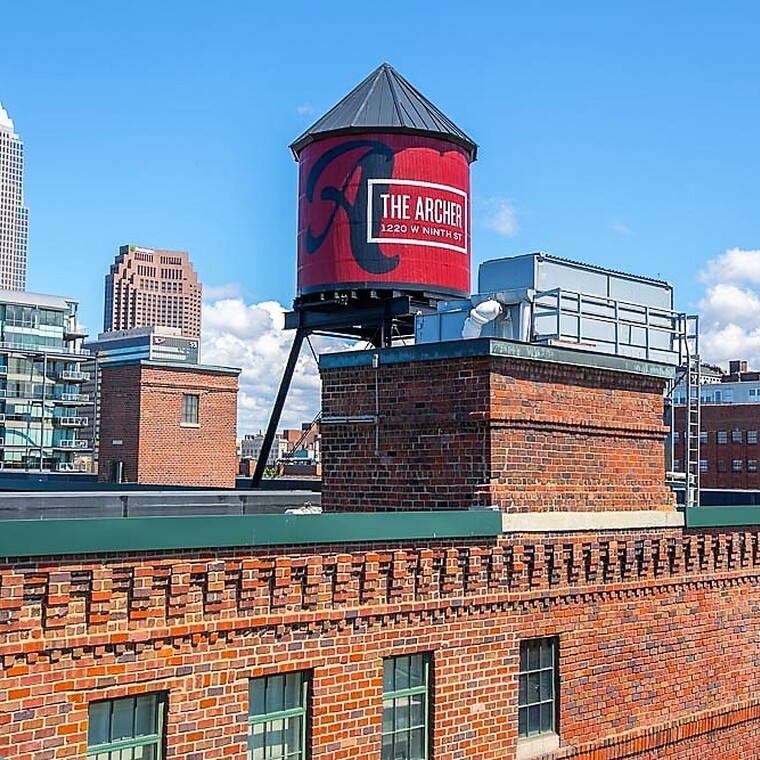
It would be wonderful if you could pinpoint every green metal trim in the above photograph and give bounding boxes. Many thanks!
[319,338,675,379]
[685,506,760,528]
[0,510,502,558]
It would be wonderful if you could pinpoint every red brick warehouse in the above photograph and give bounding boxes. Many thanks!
[2,339,760,759]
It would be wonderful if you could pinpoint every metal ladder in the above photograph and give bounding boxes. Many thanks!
[682,315,701,507]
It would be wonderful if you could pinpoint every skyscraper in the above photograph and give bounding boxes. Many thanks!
[104,244,202,340]
[0,100,28,290]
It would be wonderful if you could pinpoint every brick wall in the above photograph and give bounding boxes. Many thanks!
[674,404,760,489]
[321,351,674,512]
[98,363,239,487]
[2,528,760,758]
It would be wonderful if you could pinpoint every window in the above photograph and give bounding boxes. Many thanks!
[700,431,709,445]
[700,460,709,473]
[732,430,743,444]
[718,459,727,472]
[249,671,308,760]
[733,459,743,472]
[382,654,430,760]
[749,460,758,473]
[181,394,199,425]
[87,693,165,759]
[749,431,758,445]
[717,431,728,444]
[673,459,681,471]
[673,431,681,443]
[518,637,558,742]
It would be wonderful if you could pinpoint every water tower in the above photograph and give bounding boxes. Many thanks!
[252,63,477,485]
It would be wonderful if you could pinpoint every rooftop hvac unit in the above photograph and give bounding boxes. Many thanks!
[416,252,694,366]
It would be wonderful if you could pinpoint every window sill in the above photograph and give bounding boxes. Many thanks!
[180,422,200,428]
[516,733,559,760]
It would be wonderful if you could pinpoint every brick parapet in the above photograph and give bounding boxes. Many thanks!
[2,526,760,758]
[321,348,675,512]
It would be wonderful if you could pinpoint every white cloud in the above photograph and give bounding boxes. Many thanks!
[481,198,519,237]
[296,104,317,116]
[610,221,633,236]
[699,248,760,285]
[201,297,352,437]
[697,248,760,369]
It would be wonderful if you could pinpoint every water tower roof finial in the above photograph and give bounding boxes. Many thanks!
[290,63,477,161]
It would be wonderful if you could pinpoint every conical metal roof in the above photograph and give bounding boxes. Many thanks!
[290,63,477,161]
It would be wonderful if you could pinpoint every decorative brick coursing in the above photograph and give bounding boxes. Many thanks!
[98,364,238,487]
[321,355,674,512]
[2,528,760,759]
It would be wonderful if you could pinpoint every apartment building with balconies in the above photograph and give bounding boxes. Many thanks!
[0,289,92,472]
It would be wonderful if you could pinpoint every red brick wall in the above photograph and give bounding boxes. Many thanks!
[321,354,674,512]
[2,529,760,758]
[674,404,760,489]
[98,364,238,487]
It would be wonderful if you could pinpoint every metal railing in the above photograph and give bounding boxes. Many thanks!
[531,288,693,365]
[57,439,90,449]
[57,416,89,426]
[59,370,90,382]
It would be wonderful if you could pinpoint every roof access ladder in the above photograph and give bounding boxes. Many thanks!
[680,315,701,507]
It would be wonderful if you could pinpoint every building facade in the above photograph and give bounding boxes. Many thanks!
[0,100,28,291]
[0,290,92,472]
[104,244,202,341]
[673,359,760,488]
[97,359,239,487]
[2,339,760,759]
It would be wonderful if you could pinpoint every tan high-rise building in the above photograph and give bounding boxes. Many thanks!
[0,100,28,291]
[104,244,202,340]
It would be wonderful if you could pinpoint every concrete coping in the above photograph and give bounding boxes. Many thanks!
[319,337,676,380]
[501,510,685,533]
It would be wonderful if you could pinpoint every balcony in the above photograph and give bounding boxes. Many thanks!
[57,439,90,449]
[57,392,90,403]
[56,416,89,427]
[64,322,89,340]
[59,370,90,382]
[56,462,88,472]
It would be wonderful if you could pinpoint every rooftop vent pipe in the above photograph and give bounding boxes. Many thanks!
[461,299,503,339]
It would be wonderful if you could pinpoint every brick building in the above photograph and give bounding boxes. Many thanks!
[673,360,760,489]
[2,338,760,759]
[97,359,239,487]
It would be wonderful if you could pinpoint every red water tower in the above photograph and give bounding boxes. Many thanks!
[254,64,477,485]
[286,63,477,344]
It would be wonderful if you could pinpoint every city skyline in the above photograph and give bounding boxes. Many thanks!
[2,1,759,434]
[0,100,28,290]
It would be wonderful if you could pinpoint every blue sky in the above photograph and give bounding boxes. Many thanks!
[2,1,760,432]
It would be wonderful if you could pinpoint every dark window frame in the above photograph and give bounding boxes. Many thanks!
[518,636,559,740]
[181,393,199,426]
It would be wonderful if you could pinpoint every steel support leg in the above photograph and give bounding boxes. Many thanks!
[251,328,306,487]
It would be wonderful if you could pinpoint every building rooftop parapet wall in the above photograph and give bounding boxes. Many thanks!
[100,358,241,375]
[320,338,676,514]
[0,509,503,558]
[319,337,676,381]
